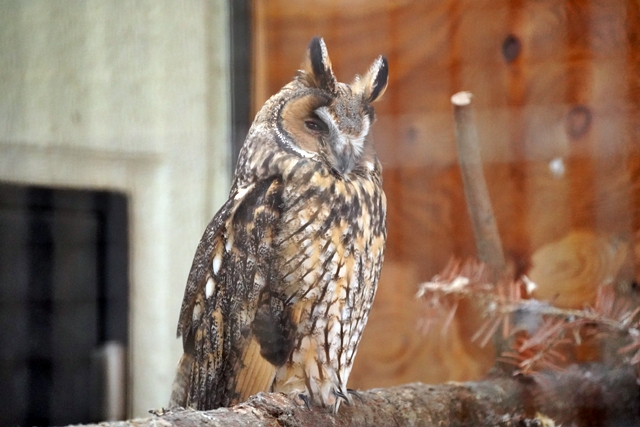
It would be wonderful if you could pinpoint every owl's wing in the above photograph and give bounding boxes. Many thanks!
[174,176,285,409]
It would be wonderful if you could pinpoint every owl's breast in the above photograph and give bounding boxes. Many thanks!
[267,158,386,406]
[278,163,384,328]
[275,159,386,297]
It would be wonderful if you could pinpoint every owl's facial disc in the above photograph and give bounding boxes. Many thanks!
[278,90,375,175]
[314,106,370,174]
[279,94,331,155]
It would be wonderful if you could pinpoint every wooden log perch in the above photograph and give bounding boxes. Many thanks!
[81,364,640,427]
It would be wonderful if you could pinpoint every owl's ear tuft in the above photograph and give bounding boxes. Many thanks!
[360,55,388,103]
[299,37,337,93]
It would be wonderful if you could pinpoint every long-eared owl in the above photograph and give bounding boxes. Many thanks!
[170,37,388,413]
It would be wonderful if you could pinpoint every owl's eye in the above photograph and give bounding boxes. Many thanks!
[304,117,329,133]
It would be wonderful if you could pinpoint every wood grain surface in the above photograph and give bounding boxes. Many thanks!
[251,0,640,390]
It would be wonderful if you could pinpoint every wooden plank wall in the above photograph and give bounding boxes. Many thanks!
[251,0,640,390]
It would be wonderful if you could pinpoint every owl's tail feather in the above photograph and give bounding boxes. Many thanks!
[168,352,193,408]
[235,337,277,402]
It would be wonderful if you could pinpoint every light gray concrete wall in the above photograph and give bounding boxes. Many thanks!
[0,0,231,417]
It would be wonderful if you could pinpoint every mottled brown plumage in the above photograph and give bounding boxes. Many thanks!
[170,37,388,413]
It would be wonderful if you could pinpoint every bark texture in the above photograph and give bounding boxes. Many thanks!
[78,364,640,427]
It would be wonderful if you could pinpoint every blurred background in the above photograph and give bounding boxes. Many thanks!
[1,0,639,425]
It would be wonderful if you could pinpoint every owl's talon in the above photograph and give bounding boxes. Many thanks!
[298,393,311,410]
[334,389,351,405]
[347,388,364,403]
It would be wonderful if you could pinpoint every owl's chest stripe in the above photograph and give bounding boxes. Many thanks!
[303,247,338,324]
[279,208,324,246]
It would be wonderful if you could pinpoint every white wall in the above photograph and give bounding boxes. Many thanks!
[0,0,231,417]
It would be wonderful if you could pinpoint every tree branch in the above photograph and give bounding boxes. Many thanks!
[452,92,506,273]
[82,364,640,427]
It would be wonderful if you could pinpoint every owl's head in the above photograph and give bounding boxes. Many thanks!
[269,37,388,176]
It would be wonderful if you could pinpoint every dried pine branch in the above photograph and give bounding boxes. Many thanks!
[418,258,640,375]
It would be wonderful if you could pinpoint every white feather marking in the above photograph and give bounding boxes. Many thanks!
[315,107,339,138]
[303,272,316,285]
[192,302,202,323]
[341,305,351,320]
[351,136,365,156]
[274,124,314,158]
[303,257,315,270]
[350,116,370,156]
[212,255,222,275]
[323,271,333,283]
[234,185,253,201]
[205,277,215,298]
[305,243,315,256]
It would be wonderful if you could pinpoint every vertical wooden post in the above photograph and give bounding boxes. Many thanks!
[452,91,506,273]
